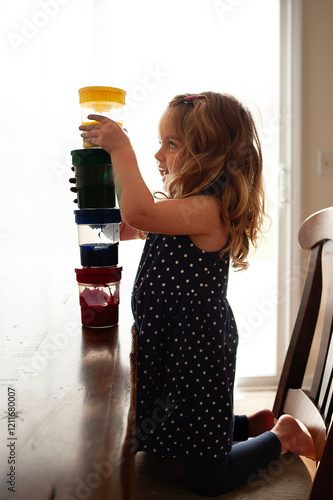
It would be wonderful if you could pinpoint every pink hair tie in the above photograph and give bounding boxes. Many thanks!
[184,94,206,103]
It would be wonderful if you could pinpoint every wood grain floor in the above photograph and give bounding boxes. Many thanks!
[234,389,276,415]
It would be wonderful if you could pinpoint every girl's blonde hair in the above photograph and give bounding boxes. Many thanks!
[164,92,267,271]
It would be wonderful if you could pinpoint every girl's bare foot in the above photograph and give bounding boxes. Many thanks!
[248,409,276,437]
[271,414,316,460]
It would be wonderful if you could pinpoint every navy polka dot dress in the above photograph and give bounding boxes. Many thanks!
[131,233,238,459]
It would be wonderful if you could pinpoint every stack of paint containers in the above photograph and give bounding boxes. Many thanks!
[73,86,126,328]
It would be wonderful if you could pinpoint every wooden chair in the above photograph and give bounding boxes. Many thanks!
[134,206,333,500]
[272,206,333,499]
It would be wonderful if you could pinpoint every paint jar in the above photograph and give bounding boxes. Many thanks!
[78,86,126,148]
[74,208,121,267]
[75,267,122,328]
[71,149,115,209]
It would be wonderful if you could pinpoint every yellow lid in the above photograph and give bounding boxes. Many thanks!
[78,86,126,105]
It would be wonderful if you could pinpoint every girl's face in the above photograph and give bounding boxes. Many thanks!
[155,109,185,184]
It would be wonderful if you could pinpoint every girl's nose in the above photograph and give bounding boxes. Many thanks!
[155,146,164,161]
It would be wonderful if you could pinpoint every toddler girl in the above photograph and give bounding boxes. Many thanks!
[79,92,315,496]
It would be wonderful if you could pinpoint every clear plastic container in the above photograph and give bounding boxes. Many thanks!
[75,267,122,328]
[78,86,126,148]
[74,209,121,267]
[74,208,121,245]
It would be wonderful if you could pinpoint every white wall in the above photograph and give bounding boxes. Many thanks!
[301,0,333,219]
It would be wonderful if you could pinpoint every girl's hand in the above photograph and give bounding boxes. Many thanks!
[79,114,131,154]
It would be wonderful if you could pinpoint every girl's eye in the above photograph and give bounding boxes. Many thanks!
[168,141,177,149]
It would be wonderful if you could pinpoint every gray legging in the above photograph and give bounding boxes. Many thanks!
[182,415,281,497]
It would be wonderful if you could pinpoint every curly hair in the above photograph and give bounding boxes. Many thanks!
[162,92,267,271]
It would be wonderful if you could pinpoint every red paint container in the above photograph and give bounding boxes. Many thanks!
[75,267,122,328]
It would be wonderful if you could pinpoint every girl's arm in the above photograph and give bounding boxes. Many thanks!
[120,218,140,241]
[79,116,227,244]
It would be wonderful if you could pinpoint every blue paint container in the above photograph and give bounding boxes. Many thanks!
[80,243,119,267]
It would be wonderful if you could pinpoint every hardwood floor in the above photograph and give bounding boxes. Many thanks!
[234,389,276,415]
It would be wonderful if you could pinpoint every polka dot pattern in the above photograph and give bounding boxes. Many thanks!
[132,234,238,458]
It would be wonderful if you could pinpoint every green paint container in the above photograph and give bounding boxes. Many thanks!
[71,149,116,209]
